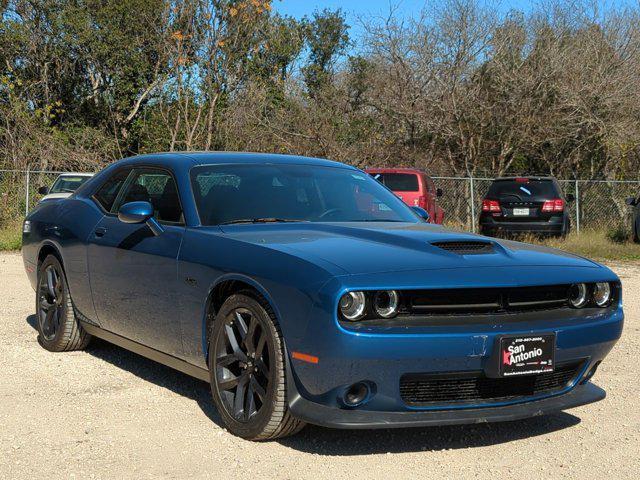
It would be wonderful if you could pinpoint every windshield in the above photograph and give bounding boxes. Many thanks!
[49,175,91,194]
[191,164,419,225]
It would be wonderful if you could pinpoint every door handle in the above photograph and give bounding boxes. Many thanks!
[94,227,107,238]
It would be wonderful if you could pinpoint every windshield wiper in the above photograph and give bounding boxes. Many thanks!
[218,218,308,225]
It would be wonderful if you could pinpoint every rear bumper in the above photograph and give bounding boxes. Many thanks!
[480,219,565,236]
[22,255,37,291]
[289,381,605,429]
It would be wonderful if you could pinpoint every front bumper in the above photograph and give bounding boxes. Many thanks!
[284,272,623,429]
[289,381,605,429]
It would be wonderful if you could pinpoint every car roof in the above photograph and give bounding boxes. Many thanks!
[493,176,556,181]
[116,151,354,170]
[365,168,425,175]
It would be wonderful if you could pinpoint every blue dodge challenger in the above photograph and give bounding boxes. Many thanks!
[21,152,623,440]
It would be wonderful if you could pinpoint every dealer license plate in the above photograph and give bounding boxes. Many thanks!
[512,208,530,216]
[499,334,555,377]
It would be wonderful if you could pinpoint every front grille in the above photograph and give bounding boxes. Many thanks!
[407,285,570,314]
[400,362,582,406]
[431,241,494,254]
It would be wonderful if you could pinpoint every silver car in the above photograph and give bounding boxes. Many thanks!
[37,173,94,203]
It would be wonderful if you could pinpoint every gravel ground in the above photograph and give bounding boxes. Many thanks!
[1,252,638,479]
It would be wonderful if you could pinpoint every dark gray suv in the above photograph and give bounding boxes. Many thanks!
[480,177,573,237]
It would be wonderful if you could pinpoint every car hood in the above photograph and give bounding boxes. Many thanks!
[219,222,602,276]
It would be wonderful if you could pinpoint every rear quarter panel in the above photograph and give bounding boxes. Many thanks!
[22,197,104,320]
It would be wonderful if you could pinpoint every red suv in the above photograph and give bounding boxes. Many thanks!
[366,168,444,224]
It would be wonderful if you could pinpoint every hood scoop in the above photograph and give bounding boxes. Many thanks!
[430,240,495,255]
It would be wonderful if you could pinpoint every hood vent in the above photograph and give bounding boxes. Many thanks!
[431,241,494,255]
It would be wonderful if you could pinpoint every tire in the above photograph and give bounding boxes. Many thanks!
[36,254,91,352]
[208,291,305,440]
[560,217,571,238]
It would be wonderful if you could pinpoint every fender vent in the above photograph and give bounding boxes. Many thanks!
[431,241,494,254]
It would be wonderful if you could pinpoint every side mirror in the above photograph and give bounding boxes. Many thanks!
[436,188,443,198]
[411,206,430,222]
[118,201,164,235]
[565,193,575,203]
[626,197,637,207]
[38,186,49,195]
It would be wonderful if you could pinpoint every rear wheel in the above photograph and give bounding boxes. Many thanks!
[36,255,91,352]
[209,292,305,440]
[559,216,571,238]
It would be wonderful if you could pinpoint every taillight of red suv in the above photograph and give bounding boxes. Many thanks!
[482,199,501,212]
[541,199,564,213]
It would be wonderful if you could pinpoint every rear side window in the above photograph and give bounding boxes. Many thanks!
[486,179,559,199]
[93,169,131,212]
[371,173,419,192]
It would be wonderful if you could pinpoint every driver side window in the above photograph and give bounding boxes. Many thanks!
[119,169,184,224]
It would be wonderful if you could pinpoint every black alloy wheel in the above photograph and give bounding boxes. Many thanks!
[38,264,64,341]
[215,307,271,422]
[209,292,305,440]
[35,255,91,352]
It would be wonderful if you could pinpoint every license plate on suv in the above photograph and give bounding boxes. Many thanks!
[499,334,555,377]
[512,208,530,216]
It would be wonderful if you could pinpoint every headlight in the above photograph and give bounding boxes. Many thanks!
[593,282,611,307]
[569,283,588,308]
[374,290,399,318]
[339,291,367,321]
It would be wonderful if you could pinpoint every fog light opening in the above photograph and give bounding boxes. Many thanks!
[581,361,601,384]
[343,382,370,408]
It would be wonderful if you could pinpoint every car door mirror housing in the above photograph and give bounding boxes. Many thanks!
[38,186,49,195]
[626,197,637,207]
[436,188,443,198]
[411,206,430,222]
[565,193,575,203]
[118,201,164,235]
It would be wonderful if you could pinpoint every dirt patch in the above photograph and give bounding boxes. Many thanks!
[1,252,638,479]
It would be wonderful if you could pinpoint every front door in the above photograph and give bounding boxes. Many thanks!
[87,167,186,356]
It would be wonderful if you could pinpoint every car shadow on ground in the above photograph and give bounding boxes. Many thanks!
[25,314,224,428]
[26,314,582,455]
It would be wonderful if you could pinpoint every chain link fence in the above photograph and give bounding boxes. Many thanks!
[1,169,639,232]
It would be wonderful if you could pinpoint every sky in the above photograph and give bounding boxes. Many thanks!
[272,0,536,39]
[272,1,634,41]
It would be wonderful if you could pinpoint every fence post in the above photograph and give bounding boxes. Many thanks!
[469,176,476,233]
[25,167,30,217]
[575,180,580,233]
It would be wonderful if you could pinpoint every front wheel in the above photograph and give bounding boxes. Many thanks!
[209,292,305,440]
[36,255,91,351]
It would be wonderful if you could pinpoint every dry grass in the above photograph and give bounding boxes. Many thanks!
[527,230,640,261]
[0,221,22,251]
